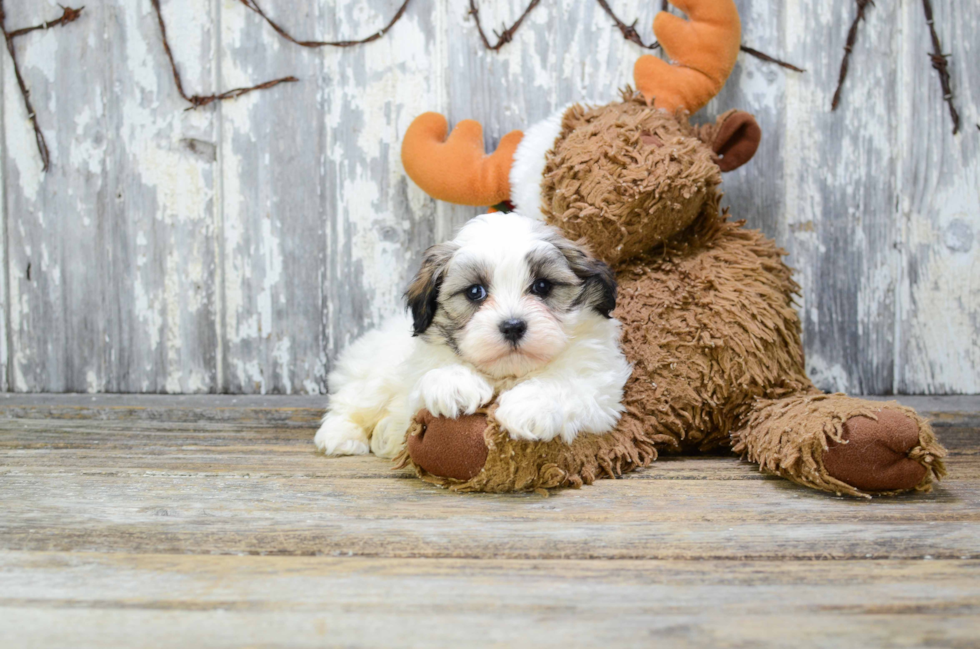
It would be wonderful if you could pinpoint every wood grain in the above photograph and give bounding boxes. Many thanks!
[782,0,902,394]
[1,553,978,648]
[1,406,978,561]
[0,0,977,393]
[896,0,980,394]
[4,0,111,391]
[218,0,324,394]
[1,396,978,646]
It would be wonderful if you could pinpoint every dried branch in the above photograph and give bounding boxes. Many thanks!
[151,0,296,109]
[510,1,805,72]
[237,0,412,48]
[185,77,301,110]
[921,0,960,134]
[0,1,83,172]
[469,0,541,51]
[739,45,805,73]
[8,4,84,39]
[595,0,660,50]
[832,0,873,111]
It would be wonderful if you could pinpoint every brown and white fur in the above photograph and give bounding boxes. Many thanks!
[314,212,632,459]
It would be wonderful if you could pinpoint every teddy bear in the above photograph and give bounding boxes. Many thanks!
[393,0,947,497]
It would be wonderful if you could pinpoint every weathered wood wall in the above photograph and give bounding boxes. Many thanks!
[0,0,977,394]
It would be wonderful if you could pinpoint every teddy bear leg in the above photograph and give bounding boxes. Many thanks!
[731,393,947,497]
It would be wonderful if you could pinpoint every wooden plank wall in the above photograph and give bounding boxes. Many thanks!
[0,0,976,395]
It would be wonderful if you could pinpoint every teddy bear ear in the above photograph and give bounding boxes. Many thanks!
[706,110,762,172]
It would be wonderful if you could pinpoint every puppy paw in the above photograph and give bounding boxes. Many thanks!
[410,366,494,419]
[370,414,411,459]
[496,382,567,443]
[314,416,370,456]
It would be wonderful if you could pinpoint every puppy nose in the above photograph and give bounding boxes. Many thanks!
[498,318,527,343]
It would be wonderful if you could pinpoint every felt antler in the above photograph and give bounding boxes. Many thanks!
[633,0,741,113]
[401,112,523,206]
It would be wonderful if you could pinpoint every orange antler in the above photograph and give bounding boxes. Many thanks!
[633,0,741,114]
[401,113,524,207]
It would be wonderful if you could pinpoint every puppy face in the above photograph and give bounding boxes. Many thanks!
[406,213,616,379]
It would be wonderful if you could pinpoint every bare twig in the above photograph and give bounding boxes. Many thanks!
[595,0,660,50]
[151,0,296,109]
[237,0,412,48]
[832,0,873,111]
[0,1,83,172]
[184,77,301,110]
[8,4,84,39]
[921,0,960,134]
[516,0,805,72]
[469,0,541,51]
[739,45,805,73]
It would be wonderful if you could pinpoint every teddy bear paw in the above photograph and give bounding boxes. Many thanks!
[823,408,929,492]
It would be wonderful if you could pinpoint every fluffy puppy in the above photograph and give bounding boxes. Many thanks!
[314,212,632,459]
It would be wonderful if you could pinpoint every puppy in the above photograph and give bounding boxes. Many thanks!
[314,212,632,459]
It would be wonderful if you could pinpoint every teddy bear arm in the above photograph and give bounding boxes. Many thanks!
[401,406,658,493]
[731,393,948,497]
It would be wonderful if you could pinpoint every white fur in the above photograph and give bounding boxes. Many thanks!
[315,212,632,459]
[509,108,567,220]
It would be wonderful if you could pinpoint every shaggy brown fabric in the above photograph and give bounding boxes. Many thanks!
[398,406,658,493]
[396,184,948,496]
[540,91,722,267]
[731,394,947,497]
[613,201,812,453]
[396,86,948,497]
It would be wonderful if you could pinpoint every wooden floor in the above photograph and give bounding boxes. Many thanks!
[1,395,979,648]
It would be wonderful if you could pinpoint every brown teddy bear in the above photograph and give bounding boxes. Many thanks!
[394,0,947,497]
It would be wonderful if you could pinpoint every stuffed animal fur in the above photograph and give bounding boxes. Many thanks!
[395,0,947,497]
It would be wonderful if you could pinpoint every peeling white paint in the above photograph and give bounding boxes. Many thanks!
[3,55,45,201]
[807,355,852,394]
[1,0,975,394]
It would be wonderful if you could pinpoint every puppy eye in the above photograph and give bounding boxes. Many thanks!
[530,278,552,298]
[465,284,487,302]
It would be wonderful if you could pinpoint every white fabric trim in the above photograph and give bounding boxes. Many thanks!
[509,107,568,220]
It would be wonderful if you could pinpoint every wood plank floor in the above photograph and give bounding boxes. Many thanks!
[1,395,979,648]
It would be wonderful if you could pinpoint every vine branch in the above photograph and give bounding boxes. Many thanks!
[595,0,660,50]
[921,0,960,134]
[739,45,805,73]
[0,1,85,172]
[152,0,296,109]
[9,4,84,39]
[485,0,805,72]
[468,0,541,51]
[832,0,873,110]
[4,0,964,173]
[237,0,412,48]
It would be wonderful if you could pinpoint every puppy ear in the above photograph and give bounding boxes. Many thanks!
[552,237,617,318]
[405,243,457,336]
